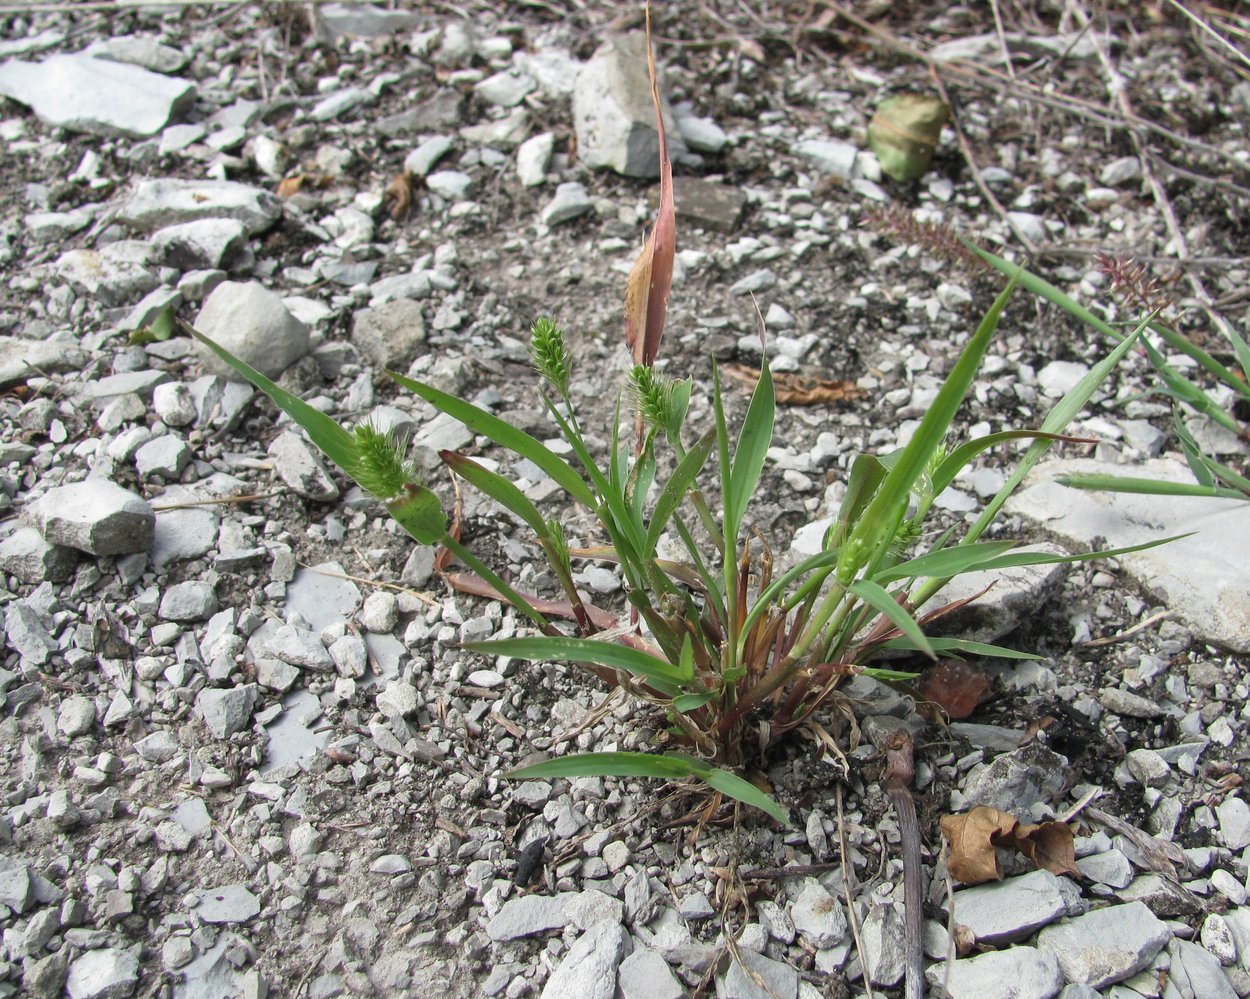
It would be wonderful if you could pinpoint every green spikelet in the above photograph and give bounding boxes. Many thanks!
[545,516,572,578]
[350,423,421,499]
[530,317,572,397]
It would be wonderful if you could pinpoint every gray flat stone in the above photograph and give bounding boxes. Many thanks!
[286,561,361,631]
[618,947,683,999]
[486,894,570,940]
[961,744,1069,812]
[351,297,428,369]
[66,946,139,999]
[195,883,260,924]
[926,946,1064,999]
[540,181,594,226]
[120,178,280,234]
[56,246,159,306]
[1036,901,1170,988]
[0,52,194,137]
[951,871,1067,945]
[719,949,798,999]
[1075,849,1134,889]
[793,138,858,178]
[152,218,248,269]
[861,901,907,988]
[1006,458,1250,652]
[267,624,333,672]
[0,335,89,387]
[541,920,630,999]
[1167,937,1237,998]
[159,581,218,622]
[31,480,155,555]
[790,878,847,948]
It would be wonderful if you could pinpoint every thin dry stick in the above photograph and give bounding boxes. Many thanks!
[988,0,1016,80]
[836,783,876,999]
[928,63,1040,254]
[1163,0,1250,72]
[883,730,924,999]
[150,490,284,511]
[293,560,440,608]
[1081,609,1172,647]
[819,0,1250,176]
[1074,1,1238,342]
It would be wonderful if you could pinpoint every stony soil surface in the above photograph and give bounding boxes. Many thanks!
[0,2,1249,998]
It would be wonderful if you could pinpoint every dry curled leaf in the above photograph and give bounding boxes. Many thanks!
[623,7,675,369]
[722,364,867,406]
[386,171,417,220]
[276,172,333,199]
[941,804,1077,885]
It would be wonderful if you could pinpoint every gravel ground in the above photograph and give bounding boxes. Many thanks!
[1,2,1249,997]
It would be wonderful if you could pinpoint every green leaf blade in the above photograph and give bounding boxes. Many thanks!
[507,751,788,824]
[390,371,597,509]
[469,636,691,687]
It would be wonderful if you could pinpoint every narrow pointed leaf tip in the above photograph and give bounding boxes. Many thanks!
[623,3,676,368]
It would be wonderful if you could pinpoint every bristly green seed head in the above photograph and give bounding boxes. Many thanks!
[350,423,421,499]
[629,364,687,435]
[530,317,572,397]
[545,516,571,576]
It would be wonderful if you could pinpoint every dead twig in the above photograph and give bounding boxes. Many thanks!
[882,730,924,999]
[836,783,876,999]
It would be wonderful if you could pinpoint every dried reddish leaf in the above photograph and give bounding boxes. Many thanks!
[623,6,675,368]
[721,364,866,406]
[386,171,416,220]
[276,174,305,199]
[919,660,993,719]
[276,172,332,199]
[942,805,1079,886]
[1010,821,1079,878]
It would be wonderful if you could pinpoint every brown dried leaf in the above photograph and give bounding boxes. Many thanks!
[386,171,416,220]
[1010,821,1079,877]
[623,5,676,368]
[721,364,867,406]
[941,806,1017,884]
[919,660,993,719]
[276,174,306,199]
[943,805,1079,886]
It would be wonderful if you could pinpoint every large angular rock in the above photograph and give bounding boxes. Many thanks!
[120,179,280,235]
[196,684,258,739]
[572,32,687,177]
[351,298,427,369]
[30,480,155,555]
[151,218,248,269]
[926,946,1064,999]
[0,52,194,137]
[1036,901,1170,988]
[65,946,139,999]
[56,244,159,307]
[950,871,1067,944]
[193,281,310,379]
[0,525,77,582]
[541,921,631,999]
[931,543,1070,642]
[1006,458,1250,652]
